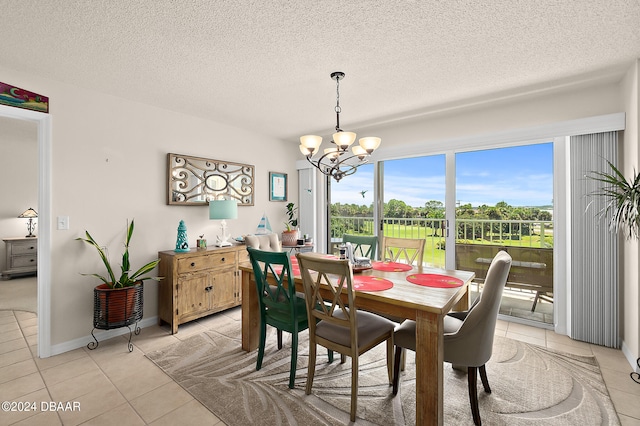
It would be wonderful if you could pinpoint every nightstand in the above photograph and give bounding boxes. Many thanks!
[2,237,38,280]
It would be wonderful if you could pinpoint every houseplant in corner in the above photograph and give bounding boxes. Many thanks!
[588,160,640,239]
[77,219,161,351]
[282,202,299,247]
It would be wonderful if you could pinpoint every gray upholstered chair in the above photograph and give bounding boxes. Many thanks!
[245,233,281,252]
[392,250,512,426]
[381,236,425,266]
[296,252,395,422]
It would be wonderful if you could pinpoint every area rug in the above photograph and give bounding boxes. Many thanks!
[146,322,620,425]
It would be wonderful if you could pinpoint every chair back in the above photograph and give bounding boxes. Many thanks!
[245,234,281,252]
[381,237,425,265]
[247,247,298,319]
[342,234,378,260]
[444,250,512,366]
[296,252,357,343]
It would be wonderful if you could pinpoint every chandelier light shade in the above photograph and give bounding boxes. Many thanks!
[299,72,381,181]
[18,207,38,238]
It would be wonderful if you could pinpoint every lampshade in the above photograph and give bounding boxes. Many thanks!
[18,208,38,218]
[209,199,238,220]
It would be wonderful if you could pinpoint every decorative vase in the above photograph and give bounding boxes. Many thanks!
[281,229,299,247]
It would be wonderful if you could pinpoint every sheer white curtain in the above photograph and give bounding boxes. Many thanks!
[569,131,620,348]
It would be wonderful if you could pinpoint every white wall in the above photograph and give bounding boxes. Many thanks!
[0,119,38,272]
[0,65,300,350]
[366,80,624,155]
[621,60,639,368]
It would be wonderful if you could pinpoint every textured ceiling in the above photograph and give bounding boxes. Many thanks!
[1,0,639,142]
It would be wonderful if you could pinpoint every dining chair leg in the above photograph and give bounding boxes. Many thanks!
[392,346,403,395]
[479,364,491,394]
[327,349,334,363]
[277,329,283,350]
[386,337,394,384]
[350,354,359,422]
[306,342,317,395]
[289,331,298,389]
[467,366,481,426]
[256,322,267,370]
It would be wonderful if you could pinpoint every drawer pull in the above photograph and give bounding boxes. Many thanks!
[191,262,196,267]
[205,286,213,292]
[221,257,225,262]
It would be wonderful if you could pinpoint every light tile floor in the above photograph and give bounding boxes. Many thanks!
[1,308,639,425]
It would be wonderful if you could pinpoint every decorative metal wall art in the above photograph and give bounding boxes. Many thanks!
[167,153,254,206]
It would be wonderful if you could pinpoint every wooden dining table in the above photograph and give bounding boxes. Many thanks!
[239,258,475,426]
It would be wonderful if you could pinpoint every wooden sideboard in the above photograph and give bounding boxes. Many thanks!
[158,243,249,334]
[2,237,37,280]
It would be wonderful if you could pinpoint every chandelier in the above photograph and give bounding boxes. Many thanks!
[299,72,381,182]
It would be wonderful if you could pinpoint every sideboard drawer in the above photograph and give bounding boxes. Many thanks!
[176,251,238,274]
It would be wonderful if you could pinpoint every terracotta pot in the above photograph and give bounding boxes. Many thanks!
[93,282,143,329]
[281,230,299,247]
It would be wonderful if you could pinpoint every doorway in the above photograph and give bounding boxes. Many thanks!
[0,104,52,357]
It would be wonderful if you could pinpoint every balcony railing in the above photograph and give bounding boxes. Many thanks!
[331,216,553,264]
[331,216,554,316]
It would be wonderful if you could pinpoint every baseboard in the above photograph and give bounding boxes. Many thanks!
[47,316,159,357]
[621,340,640,373]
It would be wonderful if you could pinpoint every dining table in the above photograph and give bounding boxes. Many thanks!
[239,256,475,426]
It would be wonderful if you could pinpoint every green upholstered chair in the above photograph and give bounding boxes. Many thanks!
[342,233,378,260]
[247,247,332,389]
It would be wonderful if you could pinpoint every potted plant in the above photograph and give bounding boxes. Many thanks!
[588,160,640,239]
[282,202,299,246]
[77,219,161,336]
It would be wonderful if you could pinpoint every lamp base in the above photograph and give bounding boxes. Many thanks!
[215,241,232,247]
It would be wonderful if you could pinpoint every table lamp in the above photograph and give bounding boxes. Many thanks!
[209,199,238,247]
[18,208,38,238]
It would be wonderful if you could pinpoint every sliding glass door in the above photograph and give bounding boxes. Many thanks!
[327,163,375,255]
[379,155,447,268]
[325,142,554,326]
[455,143,554,325]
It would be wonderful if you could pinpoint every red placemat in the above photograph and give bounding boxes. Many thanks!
[271,264,300,277]
[352,275,394,291]
[406,273,463,288]
[372,261,413,272]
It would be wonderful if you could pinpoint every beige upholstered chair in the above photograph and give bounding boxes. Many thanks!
[296,252,395,422]
[392,250,512,425]
[245,233,281,252]
[381,236,425,266]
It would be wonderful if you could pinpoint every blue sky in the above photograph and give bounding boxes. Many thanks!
[330,142,554,208]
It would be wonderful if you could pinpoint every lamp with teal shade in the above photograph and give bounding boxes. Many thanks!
[209,199,238,247]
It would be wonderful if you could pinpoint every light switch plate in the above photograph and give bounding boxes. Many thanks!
[57,216,69,230]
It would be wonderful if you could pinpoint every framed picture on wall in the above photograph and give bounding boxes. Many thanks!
[269,172,287,201]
